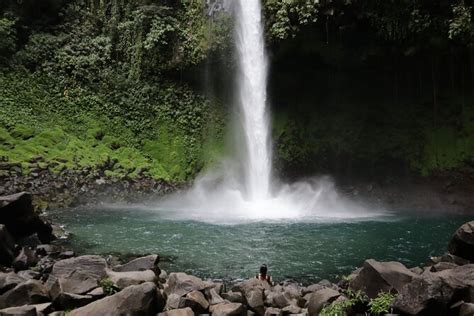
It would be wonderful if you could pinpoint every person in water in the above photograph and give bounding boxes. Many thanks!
[256,264,273,285]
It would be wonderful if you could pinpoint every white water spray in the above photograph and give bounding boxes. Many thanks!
[153,0,385,223]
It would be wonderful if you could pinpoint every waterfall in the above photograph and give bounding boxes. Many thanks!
[235,0,271,200]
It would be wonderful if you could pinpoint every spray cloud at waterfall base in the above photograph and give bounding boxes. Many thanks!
[152,0,386,223]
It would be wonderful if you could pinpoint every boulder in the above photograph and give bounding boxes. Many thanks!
[459,303,474,316]
[205,287,225,305]
[16,271,40,281]
[180,290,209,313]
[234,279,267,315]
[281,304,301,314]
[12,248,38,271]
[0,305,36,316]
[430,262,458,272]
[0,273,25,295]
[45,255,107,293]
[165,273,211,297]
[158,307,194,316]
[35,244,60,257]
[0,193,53,243]
[448,221,474,262]
[31,302,53,314]
[0,279,49,309]
[264,307,282,316]
[349,259,418,298]
[272,292,292,308]
[0,225,15,266]
[113,255,159,273]
[105,269,156,289]
[69,282,159,316]
[394,264,474,315]
[54,292,95,309]
[307,288,340,316]
[222,291,244,303]
[439,253,470,266]
[209,302,246,316]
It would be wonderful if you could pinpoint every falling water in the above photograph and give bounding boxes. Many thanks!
[151,0,386,223]
[235,0,272,200]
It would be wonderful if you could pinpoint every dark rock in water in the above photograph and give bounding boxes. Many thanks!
[158,307,194,316]
[113,254,159,274]
[68,282,160,316]
[307,288,340,316]
[105,269,156,289]
[393,264,474,315]
[165,273,212,297]
[349,259,418,298]
[12,248,38,272]
[209,302,246,316]
[0,279,49,309]
[0,305,36,316]
[0,273,25,295]
[0,193,54,243]
[0,225,15,266]
[449,221,474,262]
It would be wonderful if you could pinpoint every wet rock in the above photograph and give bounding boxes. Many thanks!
[0,279,49,309]
[0,305,36,316]
[349,259,418,298]
[307,288,340,316]
[113,254,159,273]
[210,302,246,316]
[165,273,211,297]
[0,273,25,295]
[393,264,474,315]
[105,269,156,289]
[448,221,474,262]
[158,307,194,316]
[0,193,53,243]
[0,225,15,266]
[69,282,159,316]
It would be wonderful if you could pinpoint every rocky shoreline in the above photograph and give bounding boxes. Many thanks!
[0,192,473,315]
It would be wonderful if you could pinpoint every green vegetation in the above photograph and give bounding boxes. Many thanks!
[320,289,368,316]
[368,291,396,315]
[99,277,120,296]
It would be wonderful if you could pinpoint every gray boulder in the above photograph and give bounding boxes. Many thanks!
[0,305,36,316]
[105,269,156,289]
[449,221,474,262]
[222,291,244,303]
[48,269,100,299]
[180,290,209,313]
[430,262,458,272]
[113,254,159,273]
[69,282,159,316]
[307,288,340,316]
[205,287,225,305]
[459,303,474,316]
[234,279,267,315]
[47,255,107,281]
[0,279,49,309]
[209,302,246,316]
[158,307,194,316]
[165,273,211,297]
[12,248,38,272]
[264,307,282,316]
[349,259,418,298]
[16,271,40,281]
[0,273,25,295]
[54,292,95,309]
[394,264,474,315]
[0,225,15,266]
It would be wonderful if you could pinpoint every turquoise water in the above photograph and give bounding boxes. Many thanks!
[51,207,470,284]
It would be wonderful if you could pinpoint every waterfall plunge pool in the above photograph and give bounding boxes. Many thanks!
[51,207,469,284]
